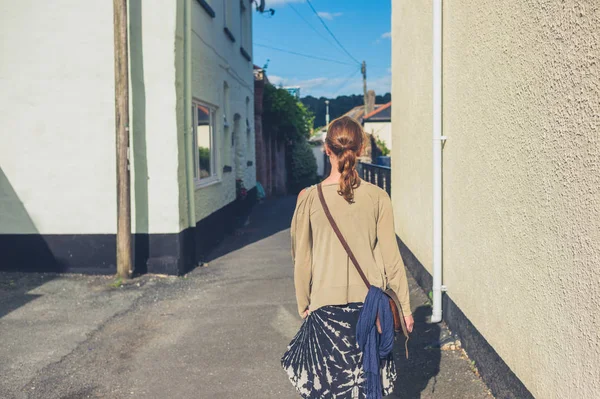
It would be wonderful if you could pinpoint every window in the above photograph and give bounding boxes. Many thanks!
[223,1,235,42]
[193,100,218,184]
[240,0,251,60]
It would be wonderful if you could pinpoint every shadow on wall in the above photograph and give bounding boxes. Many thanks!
[129,0,150,275]
[0,167,56,318]
[0,167,60,272]
[393,305,442,399]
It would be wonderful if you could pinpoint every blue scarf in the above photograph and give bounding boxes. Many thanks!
[356,286,395,399]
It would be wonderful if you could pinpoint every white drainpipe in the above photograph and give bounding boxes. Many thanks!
[432,0,447,323]
[184,0,196,228]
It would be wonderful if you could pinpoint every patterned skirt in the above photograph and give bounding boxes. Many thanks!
[281,303,396,399]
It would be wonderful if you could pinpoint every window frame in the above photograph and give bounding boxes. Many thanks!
[192,99,220,188]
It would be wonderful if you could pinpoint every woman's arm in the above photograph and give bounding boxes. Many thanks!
[291,189,312,317]
[376,193,412,316]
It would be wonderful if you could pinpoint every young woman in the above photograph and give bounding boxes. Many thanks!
[282,116,414,398]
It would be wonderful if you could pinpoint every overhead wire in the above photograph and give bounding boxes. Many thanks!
[288,4,346,59]
[304,0,362,66]
[254,43,355,66]
[330,66,362,97]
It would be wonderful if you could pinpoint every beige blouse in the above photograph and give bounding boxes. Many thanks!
[291,180,412,317]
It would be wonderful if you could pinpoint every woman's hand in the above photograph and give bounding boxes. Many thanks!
[301,309,311,319]
[404,314,414,333]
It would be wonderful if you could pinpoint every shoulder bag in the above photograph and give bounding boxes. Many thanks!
[317,183,410,356]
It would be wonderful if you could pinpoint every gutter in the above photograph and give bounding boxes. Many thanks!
[431,0,447,323]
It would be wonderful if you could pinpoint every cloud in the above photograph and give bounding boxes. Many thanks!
[317,11,343,20]
[381,32,391,39]
[268,75,284,85]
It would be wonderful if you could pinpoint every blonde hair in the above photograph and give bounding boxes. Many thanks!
[325,116,363,203]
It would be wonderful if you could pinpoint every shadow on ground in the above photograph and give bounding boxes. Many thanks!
[392,305,442,398]
[204,196,297,262]
[0,273,54,319]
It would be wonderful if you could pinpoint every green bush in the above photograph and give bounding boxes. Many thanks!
[375,138,390,156]
[198,147,211,177]
[289,139,318,194]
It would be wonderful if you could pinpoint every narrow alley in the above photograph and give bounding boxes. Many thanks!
[1,197,492,399]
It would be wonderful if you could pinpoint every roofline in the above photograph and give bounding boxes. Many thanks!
[363,101,391,120]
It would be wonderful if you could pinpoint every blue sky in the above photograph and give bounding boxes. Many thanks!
[252,0,392,98]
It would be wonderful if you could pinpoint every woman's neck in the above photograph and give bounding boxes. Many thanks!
[322,158,342,184]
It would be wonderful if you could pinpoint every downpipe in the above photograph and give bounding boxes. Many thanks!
[431,0,446,323]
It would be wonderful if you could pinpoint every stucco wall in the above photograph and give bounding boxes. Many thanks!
[190,0,255,222]
[392,1,600,397]
[391,1,434,270]
[364,121,392,154]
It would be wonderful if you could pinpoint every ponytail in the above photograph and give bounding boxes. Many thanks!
[337,149,360,203]
[325,116,364,203]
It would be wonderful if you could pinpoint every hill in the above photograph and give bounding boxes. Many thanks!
[301,93,391,129]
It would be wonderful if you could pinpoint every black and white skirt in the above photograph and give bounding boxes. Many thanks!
[281,303,396,399]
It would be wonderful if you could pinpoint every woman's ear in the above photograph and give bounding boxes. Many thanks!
[324,143,331,157]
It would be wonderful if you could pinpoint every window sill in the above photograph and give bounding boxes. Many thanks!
[240,47,252,62]
[195,175,221,189]
[224,27,236,43]
[196,0,215,18]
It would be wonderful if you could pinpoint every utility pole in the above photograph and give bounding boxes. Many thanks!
[325,99,330,127]
[113,0,132,279]
[361,60,367,116]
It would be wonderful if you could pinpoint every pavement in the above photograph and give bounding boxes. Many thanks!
[0,196,493,399]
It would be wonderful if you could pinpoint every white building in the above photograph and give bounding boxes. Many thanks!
[362,102,392,155]
[0,0,256,274]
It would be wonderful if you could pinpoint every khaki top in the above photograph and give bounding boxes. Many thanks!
[291,180,412,318]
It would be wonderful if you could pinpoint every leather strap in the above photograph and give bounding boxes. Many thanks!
[317,183,371,289]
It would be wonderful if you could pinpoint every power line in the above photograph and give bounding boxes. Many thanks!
[331,66,362,97]
[305,0,361,65]
[288,4,345,58]
[254,43,355,66]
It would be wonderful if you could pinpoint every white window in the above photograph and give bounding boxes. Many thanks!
[193,100,218,185]
[240,1,251,54]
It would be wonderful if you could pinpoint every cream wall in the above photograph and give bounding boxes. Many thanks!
[363,121,392,153]
[391,1,433,270]
[190,0,255,222]
[392,1,600,397]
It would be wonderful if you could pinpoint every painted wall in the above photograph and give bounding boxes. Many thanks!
[392,1,600,397]
[363,121,392,154]
[0,0,183,236]
[189,0,255,222]
[0,1,117,235]
[129,0,183,234]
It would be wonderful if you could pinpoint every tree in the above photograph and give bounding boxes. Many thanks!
[262,84,317,194]
[301,93,391,127]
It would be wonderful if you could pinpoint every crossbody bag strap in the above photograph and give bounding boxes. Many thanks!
[317,183,371,289]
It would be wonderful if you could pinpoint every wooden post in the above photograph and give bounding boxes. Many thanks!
[361,60,367,117]
[113,0,132,279]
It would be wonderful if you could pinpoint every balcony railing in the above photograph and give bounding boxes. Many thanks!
[358,162,391,196]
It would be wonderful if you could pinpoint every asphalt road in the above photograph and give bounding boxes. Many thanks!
[0,196,492,399]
